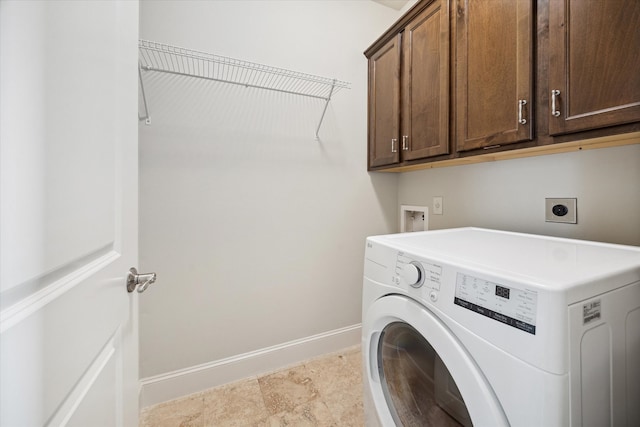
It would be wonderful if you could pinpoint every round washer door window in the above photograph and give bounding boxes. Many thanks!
[362,294,509,427]
[379,322,472,426]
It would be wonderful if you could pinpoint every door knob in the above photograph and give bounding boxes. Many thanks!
[127,267,156,293]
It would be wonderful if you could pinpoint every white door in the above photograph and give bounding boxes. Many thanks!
[1,1,140,426]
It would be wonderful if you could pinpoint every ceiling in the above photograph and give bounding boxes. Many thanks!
[371,0,410,10]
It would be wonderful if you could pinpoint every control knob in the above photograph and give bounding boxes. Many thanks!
[401,262,423,288]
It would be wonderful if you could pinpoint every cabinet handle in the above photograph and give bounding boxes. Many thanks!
[391,138,397,153]
[518,100,527,125]
[402,135,409,151]
[551,90,561,117]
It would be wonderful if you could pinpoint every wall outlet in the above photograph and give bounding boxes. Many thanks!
[401,205,429,232]
[433,197,443,215]
[545,198,577,223]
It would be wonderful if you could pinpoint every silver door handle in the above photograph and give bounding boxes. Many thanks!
[391,138,397,153]
[402,135,409,151]
[551,90,561,117]
[518,99,527,125]
[127,267,156,293]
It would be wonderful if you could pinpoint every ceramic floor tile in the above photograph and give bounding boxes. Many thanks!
[304,347,364,425]
[304,347,361,391]
[140,393,204,427]
[315,378,363,427]
[342,346,363,372]
[141,347,364,427]
[329,400,364,427]
[261,400,337,427]
[202,377,269,426]
[257,366,320,415]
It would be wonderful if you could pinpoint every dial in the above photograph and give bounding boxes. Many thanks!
[402,262,423,287]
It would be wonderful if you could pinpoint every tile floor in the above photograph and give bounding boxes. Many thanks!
[139,346,364,427]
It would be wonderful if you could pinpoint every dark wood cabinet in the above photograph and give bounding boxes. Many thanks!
[368,35,401,168]
[548,0,640,136]
[401,1,450,160]
[367,0,450,169]
[365,0,640,172]
[455,0,533,151]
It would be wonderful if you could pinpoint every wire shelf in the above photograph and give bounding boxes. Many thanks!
[138,39,351,137]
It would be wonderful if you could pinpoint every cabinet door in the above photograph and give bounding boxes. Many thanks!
[455,0,533,152]
[548,0,640,135]
[401,0,450,161]
[368,35,401,168]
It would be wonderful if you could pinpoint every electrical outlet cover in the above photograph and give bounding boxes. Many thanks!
[433,197,443,215]
[545,198,577,223]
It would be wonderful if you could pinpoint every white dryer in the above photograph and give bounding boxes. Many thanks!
[362,228,640,426]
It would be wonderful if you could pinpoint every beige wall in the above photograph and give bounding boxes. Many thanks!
[138,0,401,386]
[399,142,640,246]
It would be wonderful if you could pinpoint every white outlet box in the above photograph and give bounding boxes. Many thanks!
[401,205,429,232]
[433,197,443,215]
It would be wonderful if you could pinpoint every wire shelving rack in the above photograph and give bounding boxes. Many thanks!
[138,40,351,138]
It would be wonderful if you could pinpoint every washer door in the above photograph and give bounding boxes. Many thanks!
[363,295,509,426]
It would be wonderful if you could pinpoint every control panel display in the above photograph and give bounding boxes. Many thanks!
[495,285,510,299]
[454,273,537,335]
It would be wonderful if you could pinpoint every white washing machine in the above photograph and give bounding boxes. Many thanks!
[362,228,640,426]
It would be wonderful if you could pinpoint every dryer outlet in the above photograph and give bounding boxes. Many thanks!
[545,198,577,224]
[401,205,429,232]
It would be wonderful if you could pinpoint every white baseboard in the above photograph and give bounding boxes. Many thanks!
[139,323,362,408]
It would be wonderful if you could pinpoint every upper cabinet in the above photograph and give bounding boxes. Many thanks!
[402,1,450,160]
[365,0,640,171]
[548,0,640,135]
[366,0,450,169]
[455,0,533,151]
[368,35,401,168]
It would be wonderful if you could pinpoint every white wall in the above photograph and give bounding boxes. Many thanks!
[138,0,402,404]
[399,142,640,246]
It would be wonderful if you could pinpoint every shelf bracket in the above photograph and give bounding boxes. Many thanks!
[315,79,336,140]
[138,65,151,125]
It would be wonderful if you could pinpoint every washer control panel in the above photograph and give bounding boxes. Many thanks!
[454,273,538,335]
[394,252,443,297]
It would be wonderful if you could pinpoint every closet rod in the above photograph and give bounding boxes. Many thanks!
[138,40,350,138]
